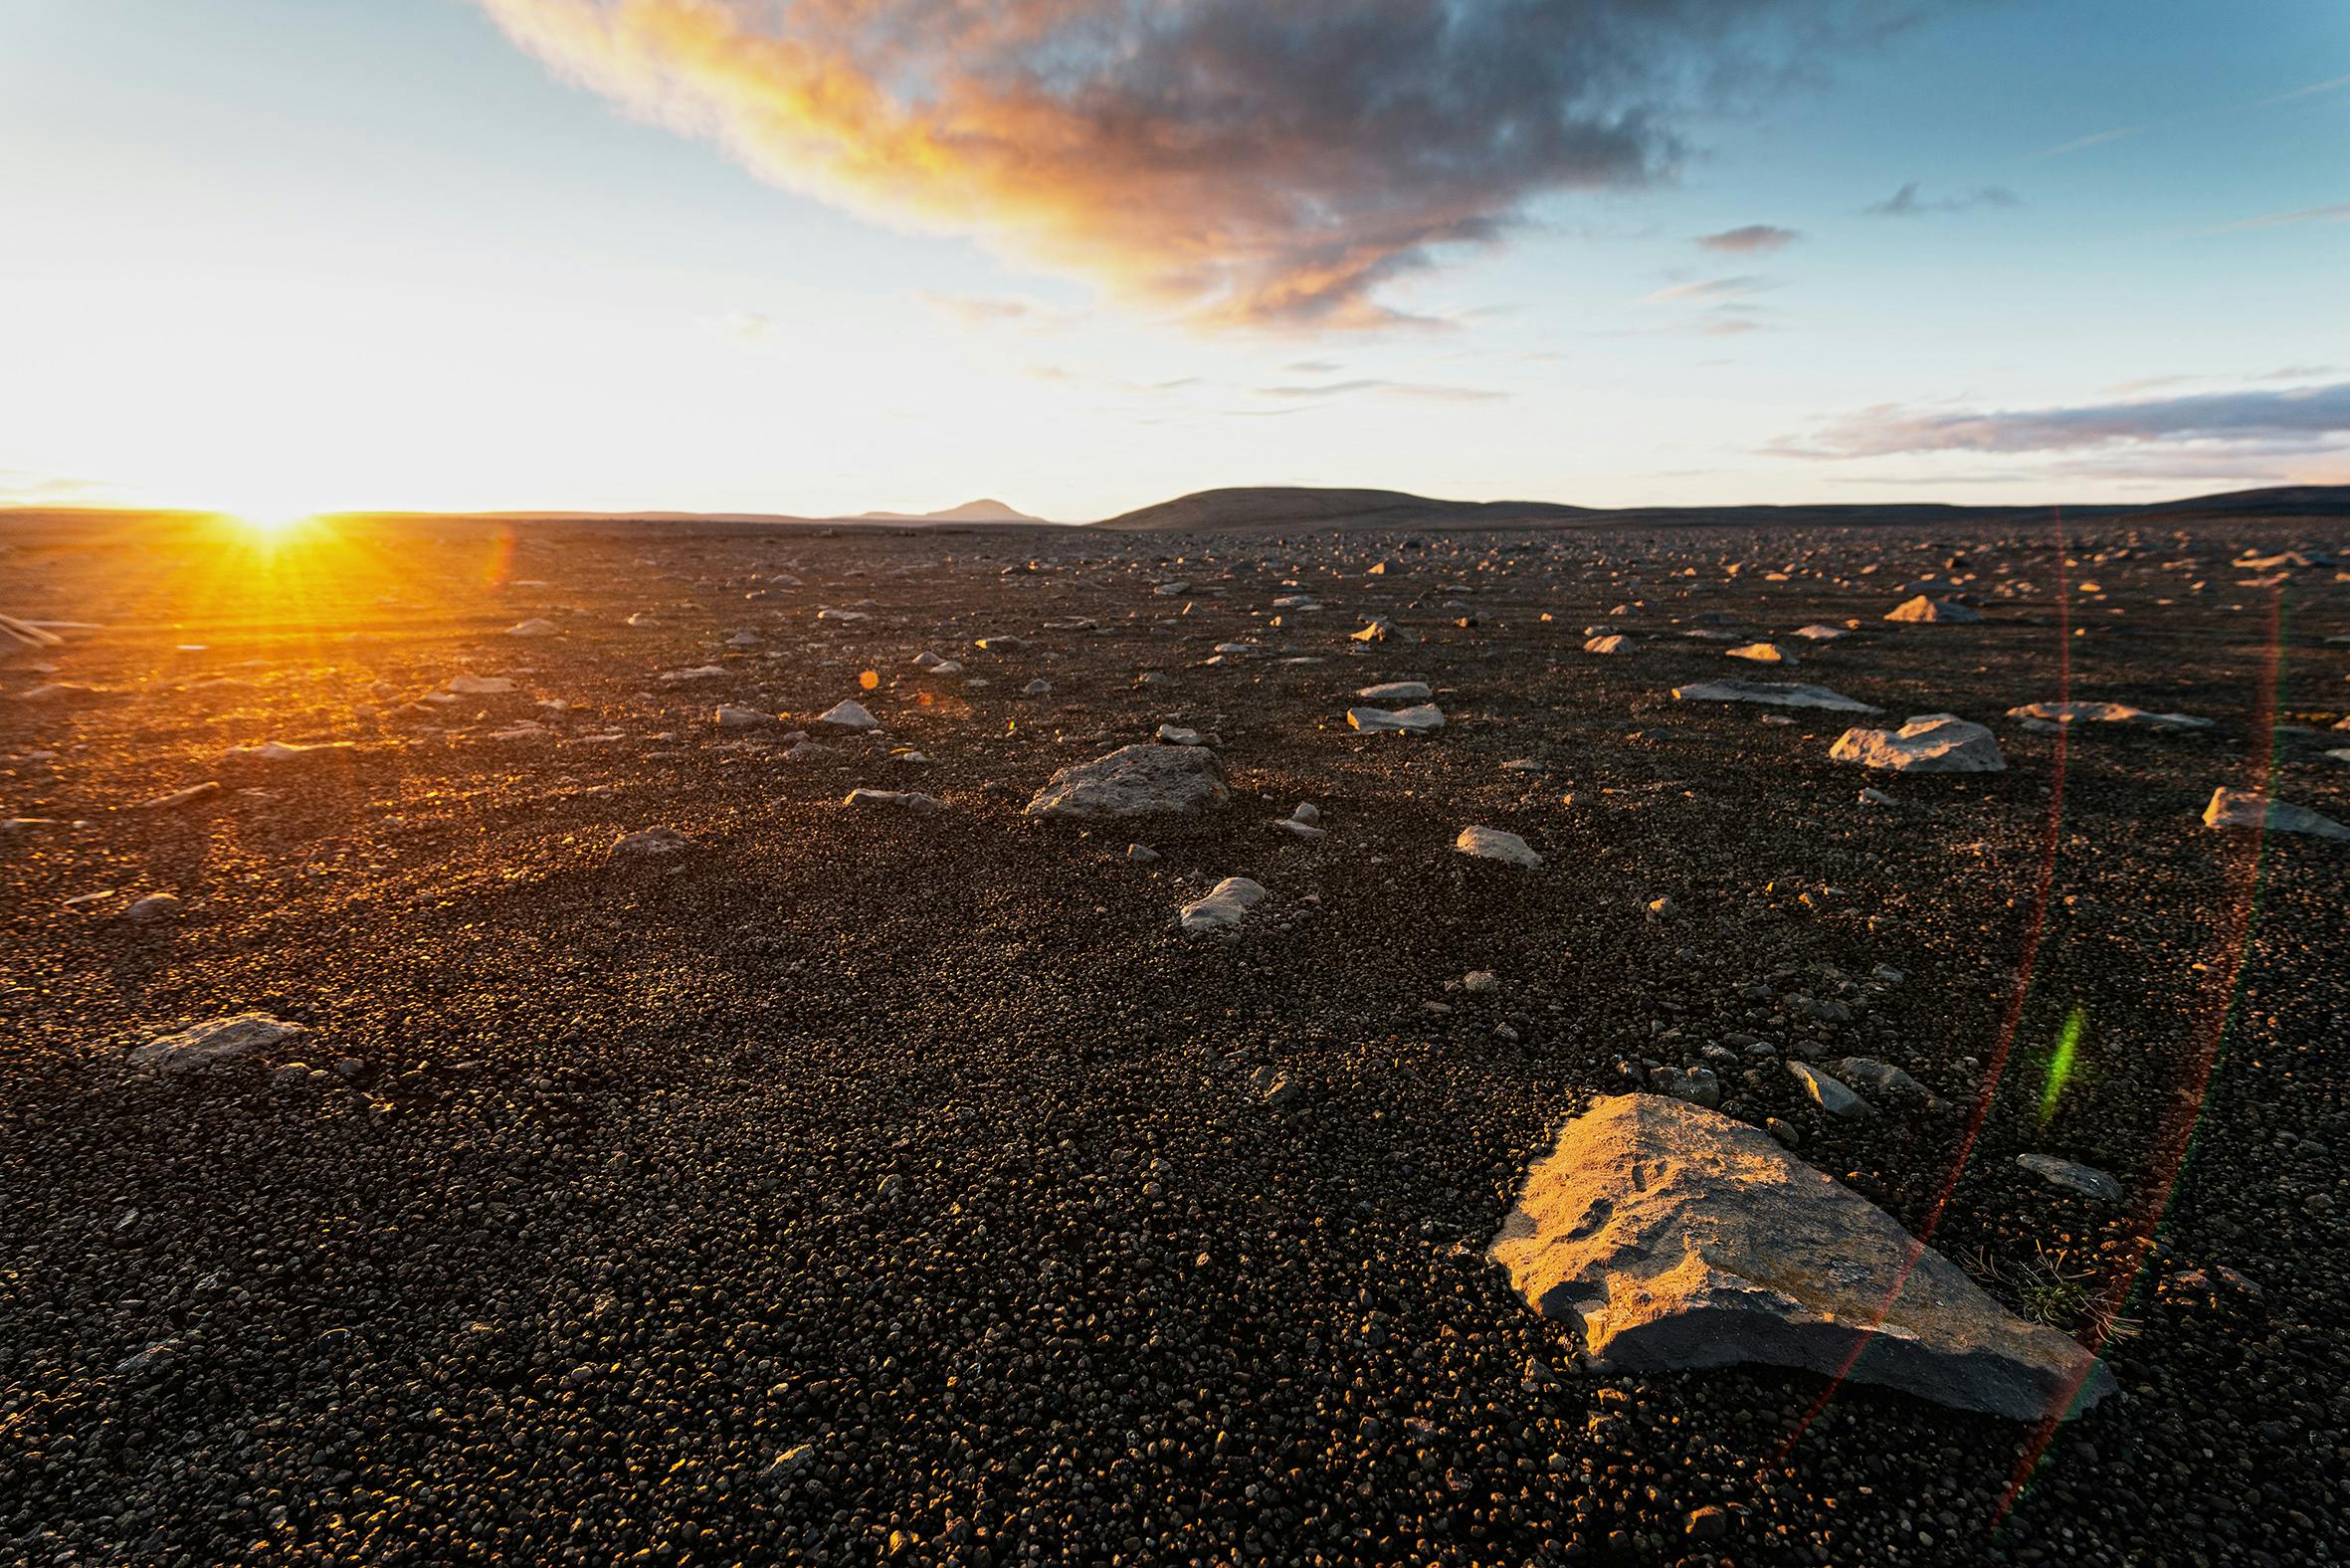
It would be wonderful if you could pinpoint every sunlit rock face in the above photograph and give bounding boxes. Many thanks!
[1023,743,1229,819]
[1672,679,1878,713]
[1488,1094,2116,1421]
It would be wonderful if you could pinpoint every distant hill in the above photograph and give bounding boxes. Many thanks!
[2133,485,2350,518]
[857,498,1049,523]
[1094,487,1592,532]
[1087,483,2350,533]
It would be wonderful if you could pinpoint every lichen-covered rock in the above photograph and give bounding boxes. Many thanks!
[1488,1094,2116,1420]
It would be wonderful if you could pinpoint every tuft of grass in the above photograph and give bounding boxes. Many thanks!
[1967,1242,2142,1345]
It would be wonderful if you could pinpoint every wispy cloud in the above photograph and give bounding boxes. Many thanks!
[1864,181,2022,217]
[700,309,776,346]
[478,0,1905,332]
[1643,275,1767,303]
[2250,72,2350,108]
[1776,381,2350,458]
[2200,202,2350,235]
[2028,124,2146,158]
[1253,378,1508,404]
[1693,224,1799,254]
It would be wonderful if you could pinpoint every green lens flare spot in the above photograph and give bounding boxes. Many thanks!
[2040,1004,2086,1124]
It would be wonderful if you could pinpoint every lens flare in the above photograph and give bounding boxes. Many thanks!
[2039,1005,2086,1124]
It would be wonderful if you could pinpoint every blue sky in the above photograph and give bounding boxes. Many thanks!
[1,0,2344,519]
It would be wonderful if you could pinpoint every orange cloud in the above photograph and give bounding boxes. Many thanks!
[481,0,1876,330]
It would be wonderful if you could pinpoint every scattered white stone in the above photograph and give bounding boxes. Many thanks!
[1456,826,1541,868]
[504,619,559,638]
[1126,843,1159,863]
[1833,1058,1948,1111]
[1672,679,1879,713]
[1155,723,1204,746]
[1249,1064,1300,1109]
[2017,1153,2123,1202]
[1355,681,1432,701]
[2200,787,2349,839]
[1153,580,1191,597]
[1026,744,1229,819]
[1499,757,1545,774]
[659,666,727,684]
[1487,1094,2116,1419]
[129,1013,307,1076]
[816,608,870,622]
[1859,787,1895,806]
[912,651,943,669]
[1583,634,1634,656]
[1726,642,1795,664]
[815,699,879,731]
[713,704,769,729]
[1352,617,1412,644]
[1885,595,1981,624]
[1830,714,2006,774]
[844,788,942,813]
[1463,970,1499,993]
[447,674,515,695]
[1347,703,1444,733]
[1022,679,1052,697]
[1179,877,1266,935]
[1789,624,1847,641]
[612,826,688,858]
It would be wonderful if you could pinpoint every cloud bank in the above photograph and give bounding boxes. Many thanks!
[479,0,1893,330]
[1784,381,2350,457]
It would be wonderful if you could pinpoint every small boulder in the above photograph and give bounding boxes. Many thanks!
[1179,877,1266,935]
[1787,1062,1871,1117]
[815,700,880,732]
[1831,713,2006,773]
[1885,595,1981,624]
[1457,826,1541,868]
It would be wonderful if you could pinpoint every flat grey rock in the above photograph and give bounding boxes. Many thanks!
[612,826,689,858]
[129,1014,308,1076]
[1346,703,1444,733]
[1831,713,2006,773]
[2008,700,2211,731]
[1673,680,1880,713]
[1025,743,1229,820]
[1488,1094,2116,1420]
[1355,681,1431,701]
[2017,1153,2123,1202]
[2201,787,2349,839]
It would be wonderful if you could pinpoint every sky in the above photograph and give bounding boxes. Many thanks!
[1,0,2345,521]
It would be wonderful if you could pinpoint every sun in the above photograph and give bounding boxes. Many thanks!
[231,505,319,536]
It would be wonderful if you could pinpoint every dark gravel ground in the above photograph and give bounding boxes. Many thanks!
[2,513,2345,1566]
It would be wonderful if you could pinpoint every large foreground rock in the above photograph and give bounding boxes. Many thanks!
[1831,713,2006,773]
[1673,680,1879,713]
[1025,744,1229,820]
[1489,1095,2115,1420]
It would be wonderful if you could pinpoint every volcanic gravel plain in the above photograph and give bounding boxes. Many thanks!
[3,512,2345,1567]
